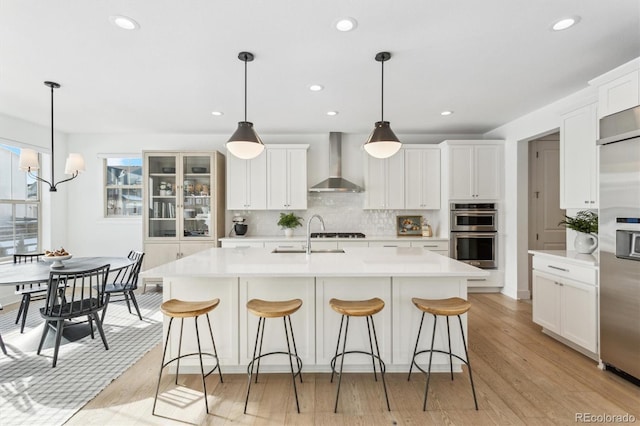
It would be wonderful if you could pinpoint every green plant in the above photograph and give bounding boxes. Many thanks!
[558,210,598,234]
[277,212,303,229]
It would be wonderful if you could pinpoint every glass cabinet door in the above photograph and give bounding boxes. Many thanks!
[182,154,212,238]
[147,154,177,238]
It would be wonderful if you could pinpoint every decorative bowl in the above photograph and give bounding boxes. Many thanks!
[191,167,207,173]
[162,167,175,173]
[43,254,72,269]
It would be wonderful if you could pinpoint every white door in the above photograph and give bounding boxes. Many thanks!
[561,278,597,353]
[365,156,388,209]
[449,145,474,199]
[286,149,308,210]
[475,145,501,199]
[226,153,248,210]
[532,271,561,334]
[267,149,288,209]
[386,151,405,209]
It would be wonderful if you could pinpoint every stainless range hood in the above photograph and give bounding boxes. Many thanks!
[309,132,363,192]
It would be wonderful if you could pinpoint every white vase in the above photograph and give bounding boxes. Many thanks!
[284,228,293,238]
[574,232,598,254]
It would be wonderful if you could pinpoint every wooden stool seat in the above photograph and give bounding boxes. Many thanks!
[247,298,302,318]
[411,297,471,316]
[329,297,385,317]
[160,298,220,318]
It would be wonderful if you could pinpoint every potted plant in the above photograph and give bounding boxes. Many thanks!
[558,210,598,254]
[277,212,303,237]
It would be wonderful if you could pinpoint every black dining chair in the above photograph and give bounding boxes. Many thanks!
[0,303,7,355]
[101,251,145,322]
[37,264,111,367]
[13,253,48,333]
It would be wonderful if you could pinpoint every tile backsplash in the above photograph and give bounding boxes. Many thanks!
[226,193,442,238]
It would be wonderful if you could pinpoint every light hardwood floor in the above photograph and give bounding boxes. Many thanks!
[65,294,640,425]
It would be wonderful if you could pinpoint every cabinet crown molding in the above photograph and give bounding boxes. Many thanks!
[588,57,640,87]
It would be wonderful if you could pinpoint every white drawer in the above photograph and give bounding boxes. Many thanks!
[410,241,449,251]
[368,241,412,247]
[264,241,306,250]
[532,256,596,285]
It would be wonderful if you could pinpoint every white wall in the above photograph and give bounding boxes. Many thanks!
[484,86,597,299]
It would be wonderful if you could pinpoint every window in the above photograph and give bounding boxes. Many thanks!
[104,157,143,217]
[0,143,40,257]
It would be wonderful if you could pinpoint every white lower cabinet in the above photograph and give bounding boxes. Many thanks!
[144,242,212,270]
[220,241,264,248]
[532,256,598,356]
[368,240,412,248]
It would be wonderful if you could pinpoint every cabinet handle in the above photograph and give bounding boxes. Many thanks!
[590,201,596,204]
[383,245,398,247]
[422,245,438,248]
[585,201,590,204]
[468,278,486,282]
[548,265,569,272]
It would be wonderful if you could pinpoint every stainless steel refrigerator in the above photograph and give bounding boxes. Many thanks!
[598,105,640,382]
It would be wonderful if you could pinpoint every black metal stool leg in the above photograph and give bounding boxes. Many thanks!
[244,317,263,414]
[334,315,350,413]
[370,315,390,411]
[330,314,345,383]
[446,316,453,380]
[287,315,303,383]
[459,315,479,410]
[175,318,184,385]
[283,315,301,413]
[205,313,224,383]
[408,311,426,381]
[255,316,267,384]
[153,317,174,415]
[366,316,378,381]
[423,314,438,411]
[194,316,210,414]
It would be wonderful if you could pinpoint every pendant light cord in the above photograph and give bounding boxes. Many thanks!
[244,57,248,122]
[50,83,55,181]
[380,58,384,122]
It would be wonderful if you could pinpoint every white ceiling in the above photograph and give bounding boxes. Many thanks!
[1,0,639,137]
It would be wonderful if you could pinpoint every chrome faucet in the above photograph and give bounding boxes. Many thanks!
[306,214,325,255]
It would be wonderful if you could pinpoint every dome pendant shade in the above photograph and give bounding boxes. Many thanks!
[363,121,402,158]
[226,121,265,159]
[226,51,265,159]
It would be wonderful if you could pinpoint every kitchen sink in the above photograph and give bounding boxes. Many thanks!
[271,248,345,254]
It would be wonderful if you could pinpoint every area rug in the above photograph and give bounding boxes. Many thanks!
[0,291,163,426]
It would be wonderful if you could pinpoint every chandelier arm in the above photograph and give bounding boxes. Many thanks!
[27,170,54,191]
[51,171,80,190]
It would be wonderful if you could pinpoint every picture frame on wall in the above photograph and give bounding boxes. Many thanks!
[397,215,422,236]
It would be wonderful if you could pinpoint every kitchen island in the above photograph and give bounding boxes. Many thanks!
[142,246,488,373]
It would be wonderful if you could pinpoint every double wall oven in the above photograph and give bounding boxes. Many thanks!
[450,203,498,269]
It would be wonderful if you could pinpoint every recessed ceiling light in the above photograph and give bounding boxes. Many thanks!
[211,111,223,116]
[335,17,358,32]
[552,16,580,31]
[440,110,453,116]
[309,84,324,92]
[326,111,339,116]
[109,15,140,30]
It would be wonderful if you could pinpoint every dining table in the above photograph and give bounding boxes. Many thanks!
[0,256,137,348]
[0,256,135,286]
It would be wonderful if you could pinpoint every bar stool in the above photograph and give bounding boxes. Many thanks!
[152,298,224,416]
[407,297,478,411]
[329,297,391,413]
[244,298,303,414]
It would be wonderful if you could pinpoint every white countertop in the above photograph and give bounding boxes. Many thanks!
[142,246,487,278]
[528,250,598,267]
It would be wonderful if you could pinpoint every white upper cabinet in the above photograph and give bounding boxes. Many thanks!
[404,146,441,209]
[444,141,503,200]
[364,150,405,209]
[266,145,308,210]
[226,149,267,210]
[560,102,598,209]
[597,69,640,118]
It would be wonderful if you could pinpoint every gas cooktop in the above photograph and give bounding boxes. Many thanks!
[310,232,366,239]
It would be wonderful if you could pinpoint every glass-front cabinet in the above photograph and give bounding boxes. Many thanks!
[144,152,219,241]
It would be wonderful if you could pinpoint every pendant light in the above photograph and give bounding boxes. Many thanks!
[226,52,265,159]
[363,52,402,159]
[19,81,85,192]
